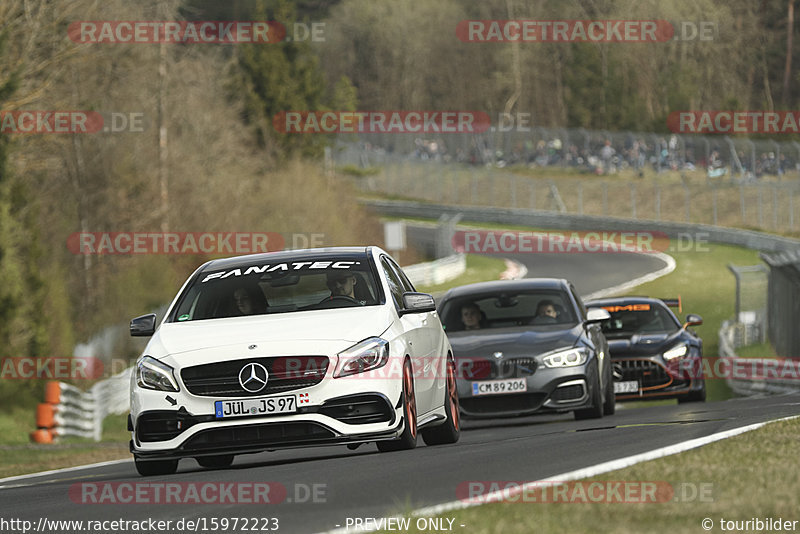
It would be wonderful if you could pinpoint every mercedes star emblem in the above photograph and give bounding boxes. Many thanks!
[493,352,503,360]
[238,362,269,393]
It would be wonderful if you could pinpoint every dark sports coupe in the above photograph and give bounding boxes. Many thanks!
[585,296,706,403]
[437,279,614,420]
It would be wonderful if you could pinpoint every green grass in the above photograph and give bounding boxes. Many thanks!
[379,416,800,534]
[337,164,382,176]
[0,413,130,479]
[734,342,780,359]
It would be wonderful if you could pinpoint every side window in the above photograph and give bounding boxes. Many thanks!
[385,256,416,293]
[570,285,586,320]
[380,257,404,309]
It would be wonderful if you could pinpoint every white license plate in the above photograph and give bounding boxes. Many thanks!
[471,378,527,396]
[613,381,639,394]
[214,395,296,418]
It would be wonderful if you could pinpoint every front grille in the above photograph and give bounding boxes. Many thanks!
[319,394,394,425]
[183,422,335,450]
[458,359,493,380]
[615,359,671,388]
[461,393,546,414]
[501,358,538,377]
[550,383,585,402]
[182,356,329,397]
[458,357,537,380]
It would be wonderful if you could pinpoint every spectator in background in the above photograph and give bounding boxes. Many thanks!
[600,139,615,174]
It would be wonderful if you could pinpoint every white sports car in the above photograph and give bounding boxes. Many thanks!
[128,247,459,476]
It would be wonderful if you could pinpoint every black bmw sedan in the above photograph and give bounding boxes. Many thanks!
[438,279,614,420]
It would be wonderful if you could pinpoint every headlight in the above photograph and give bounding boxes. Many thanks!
[541,347,588,368]
[334,337,390,378]
[663,344,688,361]
[136,356,179,392]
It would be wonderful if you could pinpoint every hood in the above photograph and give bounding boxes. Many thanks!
[447,325,581,358]
[147,306,394,359]
[607,331,683,357]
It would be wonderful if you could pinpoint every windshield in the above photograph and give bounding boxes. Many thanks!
[441,290,577,332]
[169,258,382,321]
[596,303,680,338]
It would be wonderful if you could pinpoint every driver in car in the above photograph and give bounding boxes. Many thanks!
[326,272,357,298]
[531,299,559,324]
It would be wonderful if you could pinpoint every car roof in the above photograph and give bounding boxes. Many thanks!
[198,246,373,273]
[585,296,668,307]
[441,278,571,300]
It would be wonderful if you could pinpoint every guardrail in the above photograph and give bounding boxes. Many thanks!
[364,199,800,253]
[718,320,800,396]
[31,368,131,443]
[403,254,466,286]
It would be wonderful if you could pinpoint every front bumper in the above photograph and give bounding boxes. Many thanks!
[454,360,597,418]
[612,355,704,400]
[131,376,406,460]
[131,418,403,460]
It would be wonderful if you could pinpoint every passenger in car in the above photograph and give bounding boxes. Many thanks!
[460,302,486,330]
[233,285,268,315]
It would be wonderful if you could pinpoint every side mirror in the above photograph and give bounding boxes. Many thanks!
[400,292,436,315]
[130,314,157,337]
[684,314,703,328]
[585,307,611,324]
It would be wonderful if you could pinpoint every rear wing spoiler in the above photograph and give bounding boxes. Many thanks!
[659,296,682,313]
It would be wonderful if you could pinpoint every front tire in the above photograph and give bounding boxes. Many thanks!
[678,380,707,403]
[603,362,616,416]
[378,359,417,452]
[134,457,178,477]
[574,362,604,420]
[422,357,461,446]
